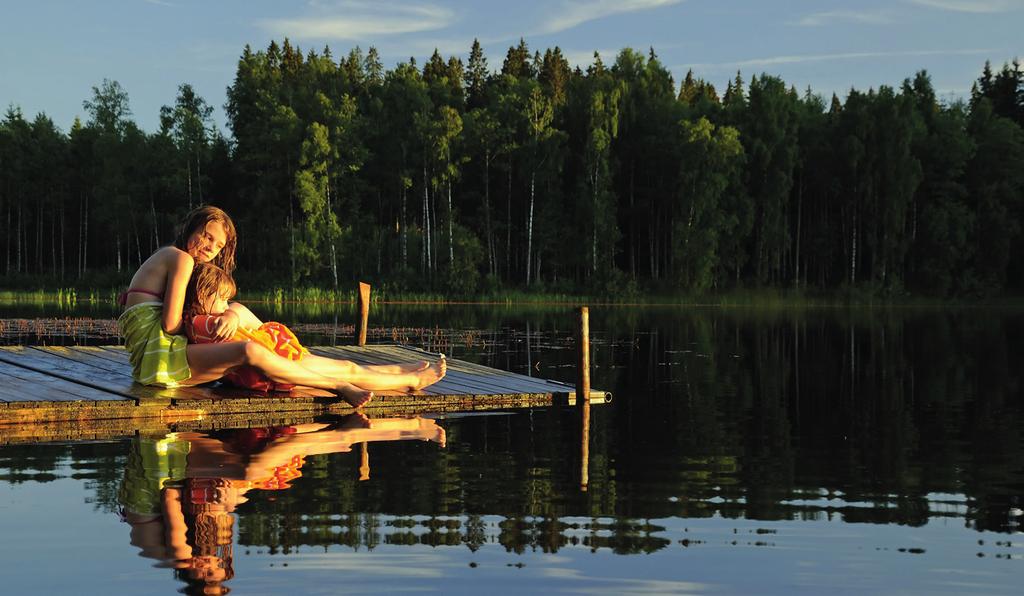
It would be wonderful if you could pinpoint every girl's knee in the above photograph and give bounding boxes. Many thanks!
[242,341,264,364]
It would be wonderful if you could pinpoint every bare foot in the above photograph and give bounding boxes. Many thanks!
[409,355,446,391]
[418,417,447,447]
[336,382,373,408]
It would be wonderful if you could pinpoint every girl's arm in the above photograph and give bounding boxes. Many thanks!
[160,487,192,562]
[226,302,265,328]
[161,250,195,335]
[210,309,240,340]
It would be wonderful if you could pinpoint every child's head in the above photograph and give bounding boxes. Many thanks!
[175,205,238,274]
[175,500,236,592]
[185,263,236,318]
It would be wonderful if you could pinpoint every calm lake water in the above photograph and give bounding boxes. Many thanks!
[1,302,1022,594]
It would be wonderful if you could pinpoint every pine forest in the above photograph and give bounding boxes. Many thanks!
[2,39,1023,298]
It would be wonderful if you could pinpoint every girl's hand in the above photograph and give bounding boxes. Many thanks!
[211,310,240,340]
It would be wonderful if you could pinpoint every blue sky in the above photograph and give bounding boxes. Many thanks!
[1,0,1021,133]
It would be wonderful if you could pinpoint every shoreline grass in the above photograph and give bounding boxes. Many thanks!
[3,286,1024,308]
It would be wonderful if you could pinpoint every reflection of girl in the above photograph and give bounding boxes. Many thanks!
[119,415,446,594]
[118,434,237,594]
[118,205,446,407]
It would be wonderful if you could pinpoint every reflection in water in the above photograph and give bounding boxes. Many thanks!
[118,415,446,595]
[2,305,1024,592]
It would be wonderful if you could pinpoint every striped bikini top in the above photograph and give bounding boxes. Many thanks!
[118,288,164,306]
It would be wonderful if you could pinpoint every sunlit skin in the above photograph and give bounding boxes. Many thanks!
[192,278,438,405]
[184,299,445,405]
[124,221,230,335]
[125,212,446,407]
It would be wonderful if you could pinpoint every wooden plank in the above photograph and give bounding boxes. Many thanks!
[427,368,554,395]
[0,370,43,402]
[0,357,118,402]
[0,342,607,423]
[427,366,571,394]
[64,345,130,366]
[0,346,173,402]
[34,346,212,396]
[357,345,531,378]
[354,364,569,401]
[0,358,127,402]
[427,371,510,393]
[96,345,130,359]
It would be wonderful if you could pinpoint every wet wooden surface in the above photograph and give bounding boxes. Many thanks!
[0,345,609,432]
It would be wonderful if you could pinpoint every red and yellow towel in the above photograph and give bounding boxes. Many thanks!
[187,315,310,392]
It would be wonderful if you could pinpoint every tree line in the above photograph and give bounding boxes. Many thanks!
[1,39,1022,296]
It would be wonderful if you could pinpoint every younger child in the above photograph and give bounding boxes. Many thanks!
[183,262,305,392]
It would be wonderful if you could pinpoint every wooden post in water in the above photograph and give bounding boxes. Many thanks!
[577,306,591,492]
[356,282,371,477]
[359,442,370,481]
[355,282,371,347]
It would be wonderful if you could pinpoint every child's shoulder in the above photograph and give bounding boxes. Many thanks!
[152,246,194,267]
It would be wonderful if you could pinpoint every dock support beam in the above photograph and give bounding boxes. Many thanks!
[359,442,370,481]
[356,282,372,472]
[577,306,591,491]
[355,282,371,347]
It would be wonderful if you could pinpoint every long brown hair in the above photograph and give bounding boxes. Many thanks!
[184,263,237,319]
[174,205,238,274]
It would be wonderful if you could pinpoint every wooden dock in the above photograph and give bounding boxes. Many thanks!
[0,344,609,444]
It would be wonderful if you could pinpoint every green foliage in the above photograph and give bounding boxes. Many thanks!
[1,44,1023,301]
[673,117,744,291]
[964,99,1024,294]
[741,75,800,284]
[440,222,484,294]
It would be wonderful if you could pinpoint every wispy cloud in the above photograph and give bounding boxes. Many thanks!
[906,0,1019,13]
[143,0,176,6]
[794,10,895,26]
[683,48,995,71]
[540,0,682,35]
[260,1,455,40]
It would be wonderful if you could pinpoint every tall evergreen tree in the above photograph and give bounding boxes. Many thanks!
[501,39,534,79]
[465,39,489,110]
[741,75,800,284]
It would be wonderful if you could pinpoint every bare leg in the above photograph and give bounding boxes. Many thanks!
[183,342,373,407]
[297,353,446,391]
[308,359,430,375]
[227,301,431,377]
[362,360,431,374]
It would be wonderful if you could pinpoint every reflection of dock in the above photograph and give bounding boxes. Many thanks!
[0,344,609,441]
